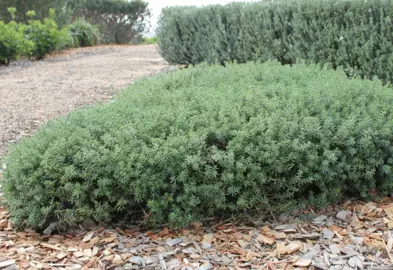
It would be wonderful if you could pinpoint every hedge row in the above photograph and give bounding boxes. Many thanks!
[3,61,393,230]
[157,0,393,85]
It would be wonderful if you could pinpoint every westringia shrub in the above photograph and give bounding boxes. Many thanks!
[68,19,99,47]
[157,0,393,85]
[0,21,33,64]
[3,62,393,230]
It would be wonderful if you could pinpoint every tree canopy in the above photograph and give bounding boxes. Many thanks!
[75,0,150,44]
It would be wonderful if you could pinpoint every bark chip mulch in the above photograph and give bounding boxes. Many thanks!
[1,197,393,269]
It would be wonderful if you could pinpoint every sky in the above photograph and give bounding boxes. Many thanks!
[145,0,257,36]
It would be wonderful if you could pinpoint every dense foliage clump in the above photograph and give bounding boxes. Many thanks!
[0,8,74,63]
[68,19,99,47]
[3,62,393,230]
[0,0,78,27]
[0,20,33,64]
[25,10,72,59]
[157,0,393,85]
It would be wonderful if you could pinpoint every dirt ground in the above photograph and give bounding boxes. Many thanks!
[0,44,170,160]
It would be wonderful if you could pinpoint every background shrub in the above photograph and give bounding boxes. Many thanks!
[0,21,33,64]
[25,10,72,59]
[3,62,393,230]
[157,0,393,85]
[68,19,99,47]
[142,36,158,45]
[73,0,151,44]
[0,0,75,27]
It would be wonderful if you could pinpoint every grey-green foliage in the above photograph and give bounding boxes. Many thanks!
[3,61,393,230]
[157,0,393,85]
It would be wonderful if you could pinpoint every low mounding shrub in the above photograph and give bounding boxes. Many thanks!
[68,19,99,47]
[157,0,393,85]
[0,21,33,64]
[3,62,393,230]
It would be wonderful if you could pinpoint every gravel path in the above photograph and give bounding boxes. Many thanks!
[0,44,169,160]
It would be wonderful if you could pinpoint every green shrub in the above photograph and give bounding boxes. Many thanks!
[142,36,158,45]
[73,0,150,44]
[68,19,99,47]
[3,61,393,230]
[0,21,33,64]
[157,0,393,85]
[25,10,71,59]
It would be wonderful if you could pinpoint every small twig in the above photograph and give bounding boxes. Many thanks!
[244,211,265,226]
[210,217,233,229]
[382,239,393,264]
[270,210,278,223]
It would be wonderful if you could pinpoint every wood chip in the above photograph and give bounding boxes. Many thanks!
[82,231,95,243]
[196,263,214,270]
[83,249,93,257]
[276,242,286,255]
[40,243,62,251]
[257,234,275,245]
[294,233,320,240]
[329,244,341,255]
[56,252,68,260]
[166,237,183,247]
[313,215,327,223]
[73,251,84,258]
[337,210,352,222]
[0,260,16,268]
[272,231,287,239]
[285,241,302,254]
[274,224,297,231]
[19,261,30,269]
[322,228,335,240]
[294,258,312,267]
[129,256,144,266]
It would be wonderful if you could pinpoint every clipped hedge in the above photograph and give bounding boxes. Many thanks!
[157,0,393,85]
[3,61,393,230]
